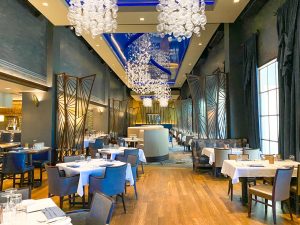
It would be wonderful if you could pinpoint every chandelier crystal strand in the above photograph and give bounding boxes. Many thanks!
[67,0,118,38]
[156,0,207,42]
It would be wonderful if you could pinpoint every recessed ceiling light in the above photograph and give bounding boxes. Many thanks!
[198,43,202,46]
[188,63,192,66]
[96,44,100,47]
[42,2,49,6]
[140,18,145,21]
[233,0,240,3]
[5,88,11,90]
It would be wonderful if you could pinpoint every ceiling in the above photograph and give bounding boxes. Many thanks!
[28,0,250,88]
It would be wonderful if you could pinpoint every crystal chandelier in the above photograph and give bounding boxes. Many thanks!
[67,0,118,38]
[143,97,153,107]
[156,0,207,42]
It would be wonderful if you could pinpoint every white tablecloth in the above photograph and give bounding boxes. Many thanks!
[123,138,143,142]
[57,159,134,196]
[83,138,96,148]
[99,147,147,163]
[221,160,299,184]
[202,147,243,165]
[3,198,72,225]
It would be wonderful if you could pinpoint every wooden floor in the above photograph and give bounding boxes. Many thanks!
[3,166,300,225]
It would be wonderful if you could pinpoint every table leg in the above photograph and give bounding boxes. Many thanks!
[240,177,248,205]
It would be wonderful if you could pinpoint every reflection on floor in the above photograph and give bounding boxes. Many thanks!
[3,166,298,225]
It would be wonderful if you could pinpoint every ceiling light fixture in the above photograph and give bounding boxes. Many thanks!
[143,97,152,107]
[156,0,207,42]
[5,88,11,90]
[42,2,48,6]
[234,0,240,3]
[67,0,118,38]
[198,43,202,46]
[140,18,145,21]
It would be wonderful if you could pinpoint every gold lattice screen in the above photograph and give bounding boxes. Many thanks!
[56,73,95,161]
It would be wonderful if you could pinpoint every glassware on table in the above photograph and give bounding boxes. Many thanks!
[289,155,295,161]
[86,156,91,162]
[80,154,85,161]
[9,193,22,213]
[103,154,107,161]
[95,153,100,159]
[261,154,265,161]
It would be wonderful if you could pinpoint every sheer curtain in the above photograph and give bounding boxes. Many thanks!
[277,0,300,160]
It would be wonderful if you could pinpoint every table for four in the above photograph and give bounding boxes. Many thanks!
[202,147,244,165]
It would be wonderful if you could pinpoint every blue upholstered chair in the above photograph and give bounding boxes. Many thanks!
[91,138,104,150]
[67,191,115,225]
[0,152,34,190]
[32,150,50,185]
[12,133,21,143]
[116,149,140,178]
[89,164,127,213]
[126,154,138,199]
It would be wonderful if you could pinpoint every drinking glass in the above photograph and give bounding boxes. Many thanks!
[103,154,107,161]
[95,153,100,159]
[86,156,91,162]
[80,154,85,161]
[10,193,22,213]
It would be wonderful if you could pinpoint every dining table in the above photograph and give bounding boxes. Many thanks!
[122,138,143,148]
[0,142,21,150]
[3,198,72,225]
[202,147,244,165]
[99,147,147,163]
[221,159,300,205]
[57,159,134,196]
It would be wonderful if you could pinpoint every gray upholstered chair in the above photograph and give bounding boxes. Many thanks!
[0,132,12,143]
[214,148,231,176]
[12,133,21,143]
[67,191,115,225]
[290,164,300,216]
[243,148,260,160]
[248,168,294,224]
[127,154,138,199]
[64,155,81,163]
[45,165,80,209]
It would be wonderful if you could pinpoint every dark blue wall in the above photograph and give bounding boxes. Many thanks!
[0,0,47,77]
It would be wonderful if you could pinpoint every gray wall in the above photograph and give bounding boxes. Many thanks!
[0,0,47,77]
[92,108,109,133]
[21,91,53,146]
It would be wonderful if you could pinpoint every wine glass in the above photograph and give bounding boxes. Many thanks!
[103,154,107,161]
[95,153,100,159]
[80,154,85,161]
[289,155,295,161]
[10,193,22,213]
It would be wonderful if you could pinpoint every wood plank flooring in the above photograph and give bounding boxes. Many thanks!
[3,166,299,225]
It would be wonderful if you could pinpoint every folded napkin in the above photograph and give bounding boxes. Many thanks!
[249,164,265,167]
[49,217,72,225]
[66,164,80,168]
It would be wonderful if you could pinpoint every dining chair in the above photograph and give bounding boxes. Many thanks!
[12,133,21,143]
[116,149,141,177]
[248,167,294,224]
[261,154,275,184]
[64,155,81,163]
[214,148,231,176]
[89,164,127,213]
[32,150,50,185]
[127,154,138,199]
[0,187,31,203]
[45,165,81,209]
[227,154,256,201]
[290,164,300,216]
[0,152,34,190]
[67,191,115,225]
[0,133,12,143]
[243,148,260,160]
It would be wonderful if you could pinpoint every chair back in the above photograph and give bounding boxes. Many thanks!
[296,164,300,195]
[12,133,21,143]
[94,138,104,149]
[214,148,231,168]
[87,191,115,225]
[263,154,275,164]
[64,155,81,163]
[228,154,249,160]
[273,167,294,201]
[2,153,27,174]
[1,133,12,143]
[45,165,61,195]
[124,149,139,162]
[89,164,127,196]
[127,154,138,167]
[243,148,260,160]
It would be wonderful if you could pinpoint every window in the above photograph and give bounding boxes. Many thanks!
[258,59,279,154]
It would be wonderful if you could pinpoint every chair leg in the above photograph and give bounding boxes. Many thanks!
[82,194,85,208]
[287,199,293,221]
[230,182,233,201]
[265,199,268,216]
[0,174,4,191]
[141,162,144,174]
[121,193,126,214]
[68,195,72,208]
[40,167,43,183]
[20,173,24,187]
[248,193,252,217]
[296,195,299,217]
[60,196,64,209]
[13,174,16,188]
[134,183,138,200]
[272,201,277,224]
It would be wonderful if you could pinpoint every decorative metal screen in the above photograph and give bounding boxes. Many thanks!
[110,99,129,137]
[56,73,95,161]
[175,99,193,132]
[187,72,227,139]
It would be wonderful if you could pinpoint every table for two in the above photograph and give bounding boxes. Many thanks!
[99,147,147,163]
[221,160,300,205]
[57,159,134,196]
[122,138,143,148]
